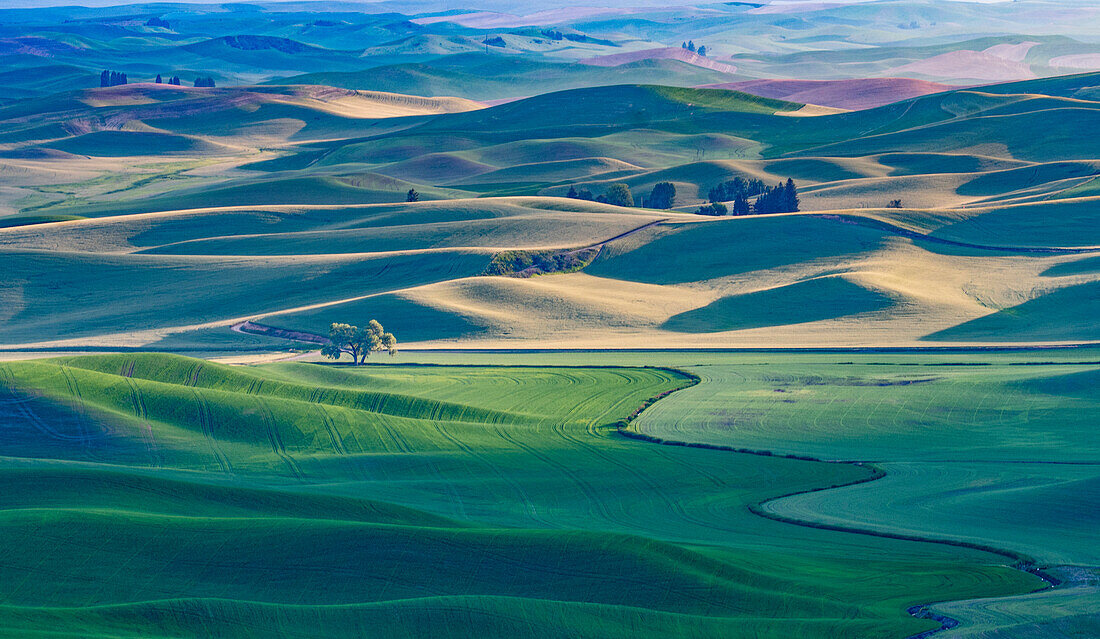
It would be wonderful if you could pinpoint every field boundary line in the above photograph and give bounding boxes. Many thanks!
[610,365,1062,638]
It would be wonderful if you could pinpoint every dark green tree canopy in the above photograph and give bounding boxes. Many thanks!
[647,182,676,209]
[321,321,397,365]
[604,183,634,208]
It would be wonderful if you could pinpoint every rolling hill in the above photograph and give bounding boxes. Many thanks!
[0,352,1038,638]
[2,5,1099,638]
[2,75,1099,350]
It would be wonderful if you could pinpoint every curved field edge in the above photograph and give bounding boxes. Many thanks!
[0,356,1038,633]
[616,366,1053,635]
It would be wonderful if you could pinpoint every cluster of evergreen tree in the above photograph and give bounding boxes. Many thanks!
[541,29,564,40]
[681,41,707,56]
[154,74,182,85]
[145,17,170,28]
[482,36,506,48]
[99,70,127,87]
[708,177,765,215]
[752,179,800,214]
[194,76,216,88]
[696,177,799,216]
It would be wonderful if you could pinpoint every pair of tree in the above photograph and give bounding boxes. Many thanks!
[194,76,216,88]
[100,70,127,87]
[406,188,419,202]
[566,185,594,201]
[320,321,397,365]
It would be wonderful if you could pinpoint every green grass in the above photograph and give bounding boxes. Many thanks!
[633,356,1100,463]
[629,350,1100,623]
[0,353,1037,638]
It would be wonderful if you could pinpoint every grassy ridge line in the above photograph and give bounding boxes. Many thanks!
[613,366,1058,638]
[823,212,1100,253]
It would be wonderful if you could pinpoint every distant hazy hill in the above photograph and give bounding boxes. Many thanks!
[579,47,738,75]
[701,78,954,110]
[274,53,742,100]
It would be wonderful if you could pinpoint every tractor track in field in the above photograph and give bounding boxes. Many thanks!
[614,365,1063,639]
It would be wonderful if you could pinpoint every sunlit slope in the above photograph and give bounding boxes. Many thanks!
[2,77,1100,348]
[3,197,1097,349]
[0,353,1035,638]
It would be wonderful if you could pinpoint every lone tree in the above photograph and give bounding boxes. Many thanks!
[604,183,634,207]
[732,192,750,216]
[646,181,676,209]
[155,74,163,84]
[321,321,397,365]
[783,178,799,213]
[406,188,420,202]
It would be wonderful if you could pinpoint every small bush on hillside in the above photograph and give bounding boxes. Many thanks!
[484,247,599,277]
[696,202,728,216]
[886,199,903,208]
[406,188,420,202]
